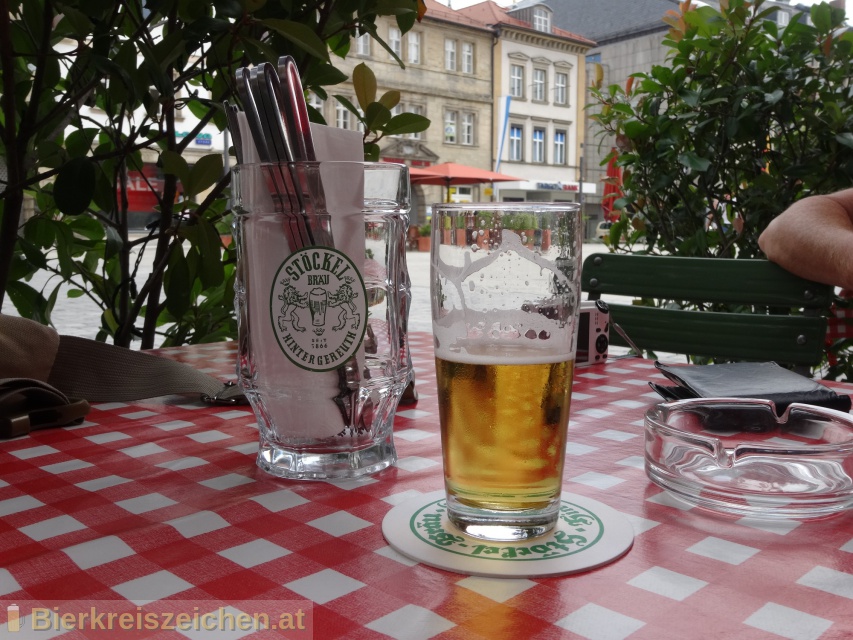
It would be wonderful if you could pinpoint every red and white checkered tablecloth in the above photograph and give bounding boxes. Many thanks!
[826,292,853,343]
[2,332,853,639]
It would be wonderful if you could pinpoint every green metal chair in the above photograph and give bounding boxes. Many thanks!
[581,253,834,370]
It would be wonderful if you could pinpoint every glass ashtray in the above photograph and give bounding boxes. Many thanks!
[644,398,853,519]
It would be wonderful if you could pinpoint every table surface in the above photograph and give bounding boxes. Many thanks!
[2,333,853,640]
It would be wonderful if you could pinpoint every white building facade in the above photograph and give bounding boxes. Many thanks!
[460,2,595,204]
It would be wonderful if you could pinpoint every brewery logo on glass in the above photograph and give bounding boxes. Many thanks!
[270,247,368,372]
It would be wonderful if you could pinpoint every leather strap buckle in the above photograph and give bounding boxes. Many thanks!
[201,381,247,406]
[0,399,91,439]
[0,378,91,439]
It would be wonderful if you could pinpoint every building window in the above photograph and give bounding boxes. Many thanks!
[532,128,545,163]
[462,42,474,74]
[408,32,421,64]
[778,10,790,26]
[532,69,546,102]
[461,112,475,145]
[389,27,402,57]
[554,72,567,105]
[509,125,523,161]
[444,110,458,143]
[408,104,425,140]
[554,130,566,165]
[510,64,524,98]
[308,93,324,119]
[533,8,551,33]
[356,32,371,56]
[445,39,457,71]
[336,101,351,129]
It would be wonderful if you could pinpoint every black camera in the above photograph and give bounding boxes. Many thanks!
[577,300,609,366]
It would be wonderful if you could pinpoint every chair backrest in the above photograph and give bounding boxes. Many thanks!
[581,253,834,368]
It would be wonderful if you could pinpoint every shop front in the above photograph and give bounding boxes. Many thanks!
[494,179,596,203]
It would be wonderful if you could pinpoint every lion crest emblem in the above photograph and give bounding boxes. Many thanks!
[269,247,368,372]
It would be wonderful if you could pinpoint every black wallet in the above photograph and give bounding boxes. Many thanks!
[650,361,852,414]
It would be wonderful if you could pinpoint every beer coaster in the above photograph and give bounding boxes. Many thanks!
[381,490,634,578]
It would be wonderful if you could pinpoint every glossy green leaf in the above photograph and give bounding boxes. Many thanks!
[54,158,96,216]
[610,103,635,115]
[836,133,853,150]
[16,237,47,271]
[165,243,191,319]
[623,120,650,139]
[352,63,377,111]
[185,247,201,291]
[810,3,832,33]
[396,10,416,33]
[383,113,430,136]
[263,19,330,61]
[678,152,711,172]
[178,0,208,21]
[6,281,50,324]
[327,33,351,58]
[185,97,215,121]
[305,62,348,88]
[161,150,191,186]
[196,218,225,289]
[103,308,119,334]
[37,139,66,169]
[53,222,77,279]
[56,6,94,35]
[186,154,223,198]
[153,30,187,72]
[65,129,98,159]
[363,142,380,162]
[67,215,105,241]
[104,225,125,261]
[92,169,117,214]
[45,284,60,324]
[364,102,391,131]
[378,90,400,110]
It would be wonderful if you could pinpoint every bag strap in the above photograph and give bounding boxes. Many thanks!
[0,378,90,439]
[47,335,244,404]
[1,315,245,439]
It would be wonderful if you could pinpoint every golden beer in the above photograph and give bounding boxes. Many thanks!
[436,351,574,514]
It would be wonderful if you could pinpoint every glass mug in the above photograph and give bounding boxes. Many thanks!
[431,202,582,541]
[232,161,413,480]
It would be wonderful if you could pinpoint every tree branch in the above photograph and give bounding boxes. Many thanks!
[0,0,27,309]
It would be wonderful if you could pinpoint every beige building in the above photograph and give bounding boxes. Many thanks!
[459,1,595,205]
[319,0,495,223]
[314,0,596,223]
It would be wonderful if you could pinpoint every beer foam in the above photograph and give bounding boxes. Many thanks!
[431,219,581,367]
[435,342,574,365]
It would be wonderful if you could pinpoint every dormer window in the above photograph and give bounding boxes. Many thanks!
[533,7,551,33]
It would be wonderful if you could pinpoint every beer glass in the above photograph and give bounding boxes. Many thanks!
[232,161,412,480]
[431,202,582,541]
